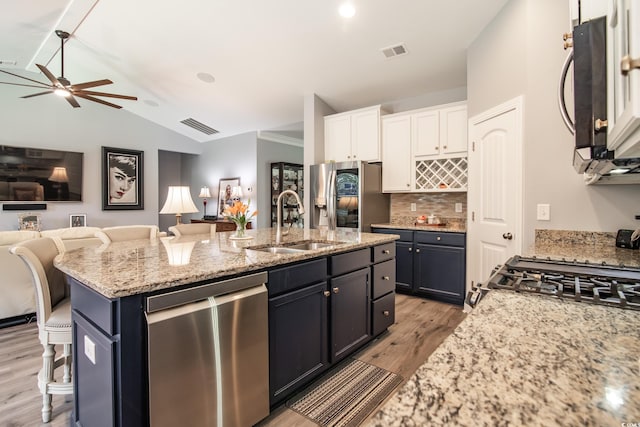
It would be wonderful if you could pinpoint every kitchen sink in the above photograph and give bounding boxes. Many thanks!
[246,240,345,254]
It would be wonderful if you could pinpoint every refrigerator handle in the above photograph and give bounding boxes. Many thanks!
[327,169,337,230]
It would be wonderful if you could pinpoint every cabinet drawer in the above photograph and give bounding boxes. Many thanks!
[268,258,328,296]
[372,228,413,242]
[330,248,370,276]
[372,292,395,337]
[372,242,395,263]
[372,260,395,299]
[415,231,465,246]
[70,276,118,335]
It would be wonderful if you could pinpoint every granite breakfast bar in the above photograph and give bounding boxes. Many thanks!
[54,228,399,426]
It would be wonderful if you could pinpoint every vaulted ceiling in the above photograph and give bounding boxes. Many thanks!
[1,0,509,142]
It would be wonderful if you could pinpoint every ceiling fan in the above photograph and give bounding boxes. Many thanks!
[0,30,137,109]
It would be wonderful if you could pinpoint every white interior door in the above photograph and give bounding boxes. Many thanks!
[467,97,523,289]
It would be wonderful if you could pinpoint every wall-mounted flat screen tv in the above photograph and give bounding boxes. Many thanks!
[0,145,83,202]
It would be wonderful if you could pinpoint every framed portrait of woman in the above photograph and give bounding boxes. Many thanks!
[102,146,144,210]
[218,177,240,216]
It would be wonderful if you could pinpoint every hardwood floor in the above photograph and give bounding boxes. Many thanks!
[0,294,465,427]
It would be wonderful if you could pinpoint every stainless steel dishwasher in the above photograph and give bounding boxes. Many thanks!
[145,272,269,427]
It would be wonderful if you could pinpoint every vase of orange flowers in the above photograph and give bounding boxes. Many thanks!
[227,199,257,238]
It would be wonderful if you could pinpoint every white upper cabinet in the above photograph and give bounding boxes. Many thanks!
[381,102,469,193]
[325,105,383,163]
[381,114,412,192]
[607,0,640,158]
[413,104,468,158]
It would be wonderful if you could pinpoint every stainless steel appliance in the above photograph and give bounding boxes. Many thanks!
[309,161,390,232]
[559,15,640,184]
[146,272,270,427]
[466,255,640,310]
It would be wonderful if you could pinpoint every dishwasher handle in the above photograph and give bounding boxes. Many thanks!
[146,271,268,313]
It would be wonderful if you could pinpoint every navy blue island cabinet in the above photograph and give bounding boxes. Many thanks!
[372,228,466,306]
[68,242,397,425]
[267,243,396,407]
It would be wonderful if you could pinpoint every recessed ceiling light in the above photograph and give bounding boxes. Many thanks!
[339,3,355,18]
[197,72,216,83]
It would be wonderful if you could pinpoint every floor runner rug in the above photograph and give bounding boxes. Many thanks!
[286,359,403,427]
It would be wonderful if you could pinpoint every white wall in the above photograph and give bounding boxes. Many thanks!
[468,0,640,249]
[0,84,202,231]
[186,131,259,224]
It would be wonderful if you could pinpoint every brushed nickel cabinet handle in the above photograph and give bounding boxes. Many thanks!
[620,55,640,75]
[436,236,441,241]
[333,287,339,294]
[382,249,390,254]
[323,290,331,297]
[383,276,390,280]
[443,145,447,150]
[415,248,421,253]
[383,310,390,317]
[408,247,412,252]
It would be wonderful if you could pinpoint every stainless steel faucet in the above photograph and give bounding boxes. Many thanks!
[276,189,305,244]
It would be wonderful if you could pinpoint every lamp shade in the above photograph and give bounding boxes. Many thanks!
[160,186,199,225]
[49,167,69,183]
[198,186,211,198]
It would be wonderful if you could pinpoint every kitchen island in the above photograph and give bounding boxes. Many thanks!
[54,228,399,426]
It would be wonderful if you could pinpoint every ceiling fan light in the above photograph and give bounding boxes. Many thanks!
[54,88,71,97]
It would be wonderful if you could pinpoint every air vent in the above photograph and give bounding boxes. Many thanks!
[180,118,219,135]
[381,43,408,59]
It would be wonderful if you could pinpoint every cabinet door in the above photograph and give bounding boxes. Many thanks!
[395,241,414,292]
[73,313,116,427]
[413,110,440,156]
[352,108,380,161]
[414,243,465,305]
[325,115,352,162]
[440,105,468,155]
[269,282,329,405]
[382,114,412,191]
[330,267,370,362]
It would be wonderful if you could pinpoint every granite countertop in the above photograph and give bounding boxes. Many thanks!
[371,222,466,233]
[54,228,398,298]
[526,241,640,268]
[368,290,640,426]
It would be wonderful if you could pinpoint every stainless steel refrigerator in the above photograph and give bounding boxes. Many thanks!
[309,161,390,232]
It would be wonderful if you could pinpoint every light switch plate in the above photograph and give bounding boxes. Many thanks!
[537,204,550,221]
[84,335,96,365]
[410,203,416,212]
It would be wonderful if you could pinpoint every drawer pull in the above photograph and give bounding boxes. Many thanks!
[383,310,390,317]
[323,291,330,297]
[382,276,390,281]
[436,236,441,241]
[408,247,412,252]
[416,248,421,253]
[382,249,390,254]
[333,287,339,294]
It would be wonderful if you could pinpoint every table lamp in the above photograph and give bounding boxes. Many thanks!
[160,186,199,225]
[199,186,212,218]
[49,167,69,200]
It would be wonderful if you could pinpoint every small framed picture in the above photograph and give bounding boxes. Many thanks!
[18,213,42,231]
[218,177,240,216]
[70,214,87,228]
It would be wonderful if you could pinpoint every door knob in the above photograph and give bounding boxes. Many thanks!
[323,290,331,297]
[333,287,339,294]
[502,232,513,240]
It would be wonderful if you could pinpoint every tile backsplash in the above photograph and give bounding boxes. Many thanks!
[390,193,467,225]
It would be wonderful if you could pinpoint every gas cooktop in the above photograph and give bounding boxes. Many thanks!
[467,255,640,311]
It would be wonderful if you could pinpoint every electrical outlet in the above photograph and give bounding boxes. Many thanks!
[410,203,416,212]
[537,204,550,221]
[84,335,96,365]
[455,203,462,213]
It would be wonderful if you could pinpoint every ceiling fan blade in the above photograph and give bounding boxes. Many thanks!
[69,79,113,90]
[75,90,137,101]
[74,93,122,109]
[65,94,81,108]
[0,69,51,87]
[21,90,54,99]
[0,81,54,89]
[36,64,63,87]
